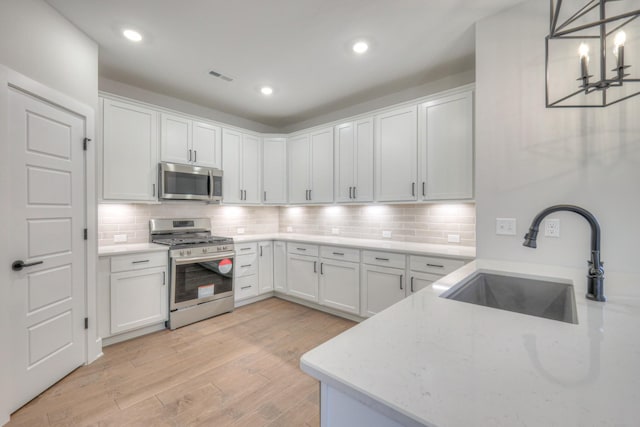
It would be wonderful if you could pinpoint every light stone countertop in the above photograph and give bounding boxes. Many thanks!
[300,259,640,427]
[98,243,169,256]
[232,233,475,260]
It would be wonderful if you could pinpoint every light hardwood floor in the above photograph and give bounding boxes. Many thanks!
[8,298,356,427]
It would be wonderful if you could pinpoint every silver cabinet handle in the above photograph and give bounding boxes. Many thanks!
[152,183,156,197]
[240,189,243,200]
[240,264,252,268]
[353,186,357,199]
[132,260,150,264]
[313,261,317,273]
[297,247,307,251]
[309,189,312,200]
[11,260,43,271]
[189,149,192,162]
[422,182,426,197]
[332,252,344,256]
[411,276,414,292]
[400,274,403,290]
[260,246,263,257]
[427,263,445,268]
[320,262,324,275]
[412,182,415,196]
[244,190,247,200]
[162,271,166,286]
[194,150,197,163]
[240,247,252,251]
[349,187,352,199]
[375,257,389,261]
[241,286,252,290]
[264,191,267,202]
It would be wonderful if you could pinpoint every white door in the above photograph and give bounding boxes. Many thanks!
[262,138,287,204]
[192,121,221,168]
[287,134,310,203]
[9,88,87,411]
[161,113,191,164]
[258,242,274,294]
[361,264,405,317]
[310,127,334,203]
[319,259,360,315]
[287,254,318,302]
[241,134,261,204]
[222,129,242,203]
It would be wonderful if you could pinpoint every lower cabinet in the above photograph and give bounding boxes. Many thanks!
[235,243,259,302]
[287,253,319,302]
[273,241,287,293]
[319,259,360,315]
[408,271,443,294]
[361,264,406,318]
[258,241,274,294]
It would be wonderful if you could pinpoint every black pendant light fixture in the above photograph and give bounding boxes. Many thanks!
[546,0,640,107]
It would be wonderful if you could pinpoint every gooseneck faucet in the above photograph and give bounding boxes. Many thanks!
[523,205,605,302]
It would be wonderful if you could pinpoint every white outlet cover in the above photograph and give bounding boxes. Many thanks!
[382,230,392,238]
[545,218,560,237]
[286,226,293,232]
[114,234,127,243]
[332,228,340,235]
[237,227,245,234]
[496,218,516,236]
[448,234,461,243]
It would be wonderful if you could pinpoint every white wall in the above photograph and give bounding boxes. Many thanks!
[0,1,98,424]
[475,0,640,274]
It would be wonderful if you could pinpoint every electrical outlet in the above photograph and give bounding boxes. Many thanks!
[332,228,340,235]
[286,226,293,233]
[114,234,127,243]
[545,218,560,237]
[382,230,392,238]
[237,227,245,234]
[496,218,516,236]
[448,234,460,243]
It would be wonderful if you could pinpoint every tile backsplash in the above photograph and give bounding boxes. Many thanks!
[99,203,475,247]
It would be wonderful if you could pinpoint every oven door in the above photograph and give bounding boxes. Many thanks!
[170,252,234,310]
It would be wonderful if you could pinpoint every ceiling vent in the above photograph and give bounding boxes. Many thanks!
[208,70,234,82]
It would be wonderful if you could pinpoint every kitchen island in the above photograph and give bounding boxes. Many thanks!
[301,259,640,426]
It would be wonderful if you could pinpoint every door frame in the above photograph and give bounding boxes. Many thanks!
[0,65,98,422]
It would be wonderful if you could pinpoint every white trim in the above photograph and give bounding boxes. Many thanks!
[102,322,166,347]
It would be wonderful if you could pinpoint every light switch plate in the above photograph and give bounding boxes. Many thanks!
[545,218,560,237]
[332,228,340,235]
[237,227,245,234]
[448,234,461,243]
[382,230,392,238]
[496,218,516,235]
[286,226,293,232]
[114,234,127,243]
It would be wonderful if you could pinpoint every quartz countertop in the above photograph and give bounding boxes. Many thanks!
[232,233,475,260]
[301,259,640,426]
[98,243,169,256]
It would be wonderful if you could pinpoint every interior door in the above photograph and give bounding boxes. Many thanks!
[8,88,86,412]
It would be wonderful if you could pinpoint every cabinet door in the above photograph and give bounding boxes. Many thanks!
[259,241,274,294]
[419,91,473,200]
[287,254,318,302]
[242,134,261,204]
[288,134,310,203]
[274,241,287,293]
[361,264,405,317]
[102,98,158,201]
[263,138,287,204]
[222,129,243,203]
[192,121,222,168]
[408,271,442,295]
[375,106,418,202]
[319,259,360,315]
[334,122,355,202]
[110,266,168,334]
[354,117,374,202]
[161,113,191,164]
[310,127,334,203]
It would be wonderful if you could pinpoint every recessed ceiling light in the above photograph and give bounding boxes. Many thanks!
[123,29,142,42]
[353,41,369,54]
[261,86,273,96]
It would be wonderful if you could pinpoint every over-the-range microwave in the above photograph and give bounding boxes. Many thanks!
[158,162,223,202]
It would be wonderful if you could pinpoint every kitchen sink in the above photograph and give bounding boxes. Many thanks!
[440,272,578,324]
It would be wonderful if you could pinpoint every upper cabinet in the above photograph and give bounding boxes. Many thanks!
[418,91,473,200]
[335,117,374,203]
[160,113,221,168]
[222,129,261,204]
[374,106,418,202]
[262,137,287,204]
[288,128,334,204]
[101,98,158,201]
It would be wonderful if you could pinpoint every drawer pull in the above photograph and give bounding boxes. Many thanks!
[313,261,317,273]
[375,257,389,261]
[426,263,445,268]
[132,260,150,264]
[411,277,414,292]
[241,264,252,268]
[400,274,403,290]
[240,286,252,290]
[332,252,345,256]
[240,247,252,251]
[296,247,307,251]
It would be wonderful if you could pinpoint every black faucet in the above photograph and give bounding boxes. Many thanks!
[523,205,605,302]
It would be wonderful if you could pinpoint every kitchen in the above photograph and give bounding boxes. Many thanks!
[1,0,639,426]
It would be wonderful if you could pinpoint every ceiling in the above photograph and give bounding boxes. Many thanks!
[46,0,523,129]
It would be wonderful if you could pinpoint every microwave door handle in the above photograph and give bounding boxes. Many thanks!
[208,170,213,199]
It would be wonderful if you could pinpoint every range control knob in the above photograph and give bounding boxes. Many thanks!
[186,249,192,255]
[203,247,208,253]
[179,250,185,256]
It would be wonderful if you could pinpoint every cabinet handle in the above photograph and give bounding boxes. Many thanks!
[264,191,267,202]
[305,189,309,200]
[314,261,317,273]
[375,257,389,261]
[240,247,252,251]
[412,182,415,197]
[427,263,445,268]
[297,247,307,251]
[400,274,403,290]
[189,149,192,162]
[11,260,43,271]
[260,246,263,257]
[309,189,312,200]
[194,150,197,163]
[332,252,344,256]
[132,260,150,264]
[241,264,252,268]
[422,182,426,197]
[320,262,324,275]
[353,186,357,199]
[163,271,166,286]
[348,187,352,199]
[411,276,414,292]
[240,189,243,200]
[152,183,156,197]
[241,286,252,290]
[244,190,247,200]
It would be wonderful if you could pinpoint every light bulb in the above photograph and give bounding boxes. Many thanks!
[615,30,627,48]
[260,86,273,96]
[352,41,369,54]
[123,29,142,42]
[578,43,590,58]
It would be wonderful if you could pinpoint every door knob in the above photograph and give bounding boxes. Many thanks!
[12,260,43,271]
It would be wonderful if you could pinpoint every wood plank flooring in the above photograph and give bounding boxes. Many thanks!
[8,298,356,427]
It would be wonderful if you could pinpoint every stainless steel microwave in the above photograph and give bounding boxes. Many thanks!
[158,162,222,202]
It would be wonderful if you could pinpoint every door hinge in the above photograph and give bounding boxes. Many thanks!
[84,228,88,240]
[83,137,92,151]
[84,317,88,329]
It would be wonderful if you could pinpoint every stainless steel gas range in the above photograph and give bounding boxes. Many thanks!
[150,218,235,329]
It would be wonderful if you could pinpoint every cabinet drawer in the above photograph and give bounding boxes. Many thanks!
[235,276,259,301]
[409,255,465,275]
[235,253,258,278]
[321,246,360,263]
[236,242,257,254]
[362,251,406,269]
[287,242,319,257]
[110,251,167,273]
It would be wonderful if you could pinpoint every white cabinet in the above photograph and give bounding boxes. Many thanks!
[258,241,274,294]
[319,258,360,315]
[335,118,374,203]
[361,264,406,317]
[287,243,319,302]
[222,129,261,204]
[407,271,442,294]
[274,241,287,293]
[418,91,473,200]
[288,128,334,204]
[262,137,287,204]
[374,106,418,202]
[103,251,168,336]
[235,243,259,302]
[160,113,221,168]
[101,98,158,201]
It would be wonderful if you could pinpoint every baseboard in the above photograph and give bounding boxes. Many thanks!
[102,322,167,347]
[274,293,365,323]
[234,292,274,308]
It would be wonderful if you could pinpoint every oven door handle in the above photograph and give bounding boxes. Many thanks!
[173,252,235,265]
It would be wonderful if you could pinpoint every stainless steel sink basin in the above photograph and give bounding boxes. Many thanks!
[440,272,578,324]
